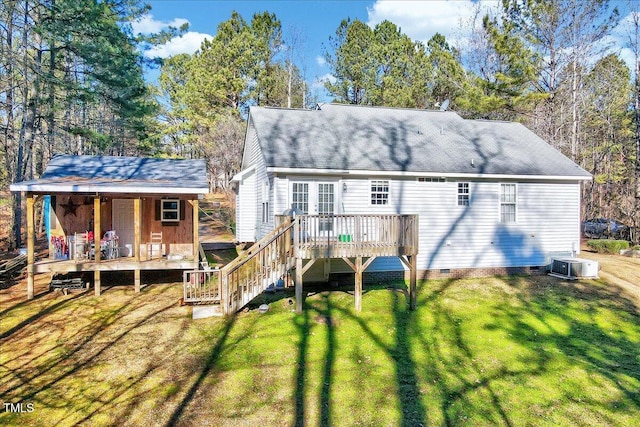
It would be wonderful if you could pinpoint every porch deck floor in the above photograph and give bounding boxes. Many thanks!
[34,257,198,273]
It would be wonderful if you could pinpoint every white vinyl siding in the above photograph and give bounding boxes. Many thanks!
[247,172,582,272]
[235,168,256,242]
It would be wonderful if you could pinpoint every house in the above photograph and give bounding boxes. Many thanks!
[234,103,591,292]
[10,154,209,299]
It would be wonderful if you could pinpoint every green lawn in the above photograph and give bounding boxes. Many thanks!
[1,270,639,426]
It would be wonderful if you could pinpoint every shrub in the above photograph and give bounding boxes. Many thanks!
[587,239,629,254]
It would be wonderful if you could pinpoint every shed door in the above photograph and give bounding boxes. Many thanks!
[112,199,134,255]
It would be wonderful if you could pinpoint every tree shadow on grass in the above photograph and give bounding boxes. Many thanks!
[414,275,640,424]
[164,315,238,427]
[494,277,640,408]
[0,289,88,340]
[323,284,427,427]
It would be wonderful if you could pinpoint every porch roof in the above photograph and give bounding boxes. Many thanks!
[10,155,209,195]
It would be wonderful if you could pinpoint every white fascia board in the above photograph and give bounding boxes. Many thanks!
[231,164,257,182]
[9,183,208,194]
[266,167,592,181]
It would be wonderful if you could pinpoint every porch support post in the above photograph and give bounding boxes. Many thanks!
[354,256,363,312]
[134,269,141,293]
[26,193,35,299]
[192,198,199,267]
[295,257,303,314]
[343,256,376,313]
[134,197,141,292]
[409,255,417,310]
[399,255,418,310]
[93,196,101,296]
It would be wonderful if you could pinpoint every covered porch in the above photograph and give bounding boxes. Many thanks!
[10,155,209,299]
[21,192,201,297]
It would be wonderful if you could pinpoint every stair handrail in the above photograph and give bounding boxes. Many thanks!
[223,218,295,273]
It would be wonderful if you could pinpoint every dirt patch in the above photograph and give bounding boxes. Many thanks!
[579,249,640,311]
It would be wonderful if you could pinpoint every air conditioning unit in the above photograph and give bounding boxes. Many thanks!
[550,258,599,280]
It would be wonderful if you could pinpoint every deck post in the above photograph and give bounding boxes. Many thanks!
[93,196,101,296]
[294,219,303,313]
[134,197,141,292]
[409,255,417,310]
[192,198,199,267]
[295,257,303,314]
[355,256,363,312]
[26,193,35,299]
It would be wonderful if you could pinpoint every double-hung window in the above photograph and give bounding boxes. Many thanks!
[500,183,517,223]
[371,180,389,205]
[457,183,470,206]
[161,199,180,222]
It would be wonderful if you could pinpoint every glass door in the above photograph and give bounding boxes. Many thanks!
[317,183,335,233]
[290,181,337,240]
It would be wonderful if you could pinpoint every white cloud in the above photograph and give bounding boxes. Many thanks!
[132,14,189,35]
[366,0,495,45]
[145,32,213,58]
[609,11,639,71]
[316,56,326,66]
[133,13,212,58]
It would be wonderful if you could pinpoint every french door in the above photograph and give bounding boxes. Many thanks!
[291,181,337,235]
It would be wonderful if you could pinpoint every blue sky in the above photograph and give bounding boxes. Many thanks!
[135,0,637,102]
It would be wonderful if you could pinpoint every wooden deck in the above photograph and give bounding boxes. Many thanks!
[209,214,419,315]
[287,214,419,259]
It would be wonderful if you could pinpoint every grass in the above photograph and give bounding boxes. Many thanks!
[1,259,639,426]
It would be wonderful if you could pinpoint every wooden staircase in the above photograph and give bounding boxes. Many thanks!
[183,219,295,314]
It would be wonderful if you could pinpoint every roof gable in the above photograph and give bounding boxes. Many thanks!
[247,104,591,179]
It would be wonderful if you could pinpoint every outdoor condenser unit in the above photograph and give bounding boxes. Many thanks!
[549,258,599,280]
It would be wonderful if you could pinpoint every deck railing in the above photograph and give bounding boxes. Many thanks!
[277,214,419,259]
[219,219,296,314]
[195,214,418,314]
[183,269,221,304]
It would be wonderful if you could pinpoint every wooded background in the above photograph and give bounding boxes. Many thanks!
[2,0,639,249]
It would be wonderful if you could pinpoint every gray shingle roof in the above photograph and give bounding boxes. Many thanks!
[10,155,209,194]
[249,104,591,178]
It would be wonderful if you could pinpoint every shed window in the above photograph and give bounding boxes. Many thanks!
[457,183,470,206]
[161,199,180,222]
[371,180,389,205]
[500,184,517,223]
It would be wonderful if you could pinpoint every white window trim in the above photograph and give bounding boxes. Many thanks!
[499,183,517,223]
[161,199,180,222]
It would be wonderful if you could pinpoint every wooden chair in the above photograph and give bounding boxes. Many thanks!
[147,231,163,259]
